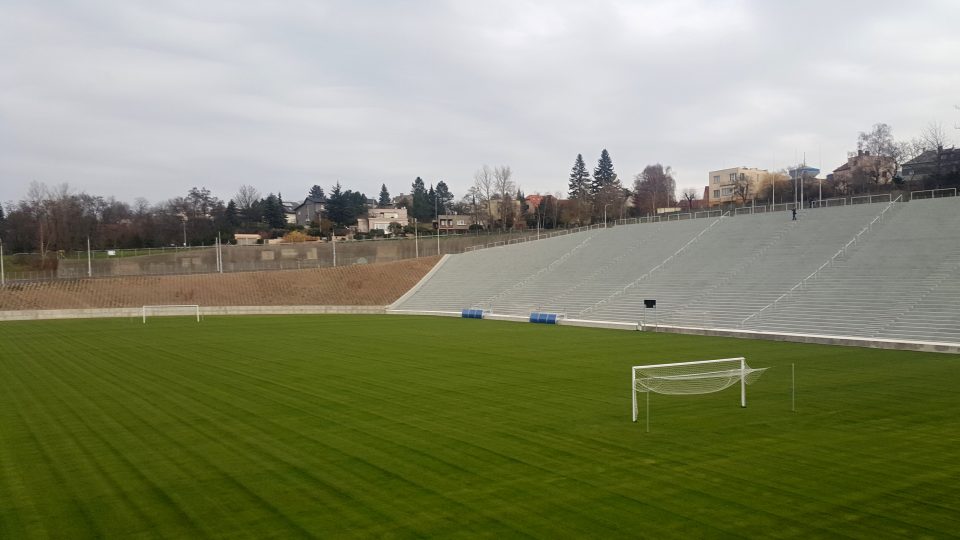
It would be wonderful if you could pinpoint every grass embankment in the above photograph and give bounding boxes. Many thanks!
[0,316,957,538]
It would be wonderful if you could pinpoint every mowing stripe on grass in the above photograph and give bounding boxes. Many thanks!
[1,315,958,538]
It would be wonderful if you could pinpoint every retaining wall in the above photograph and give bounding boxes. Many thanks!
[0,305,386,321]
[386,310,960,354]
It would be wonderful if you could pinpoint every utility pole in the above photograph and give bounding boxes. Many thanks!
[801,152,806,210]
[772,171,776,205]
[87,237,92,277]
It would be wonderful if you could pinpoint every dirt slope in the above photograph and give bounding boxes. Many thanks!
[0,257,440,310]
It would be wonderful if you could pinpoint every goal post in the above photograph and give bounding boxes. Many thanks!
[142,304,201,323]
[631,357,767,425]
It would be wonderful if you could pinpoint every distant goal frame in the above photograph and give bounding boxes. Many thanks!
[142,304,201,323]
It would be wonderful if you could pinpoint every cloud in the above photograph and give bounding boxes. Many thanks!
[1,0,958,207]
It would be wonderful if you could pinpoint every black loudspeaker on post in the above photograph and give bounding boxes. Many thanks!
[644,299,656,308]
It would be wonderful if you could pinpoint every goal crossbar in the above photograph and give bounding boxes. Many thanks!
[142,304,201,323]
[631,357,767,425]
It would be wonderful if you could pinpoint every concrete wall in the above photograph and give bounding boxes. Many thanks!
[571,316,960,354]
[387,310,960,354]
[0,305,386,321]
[4,306,956,355]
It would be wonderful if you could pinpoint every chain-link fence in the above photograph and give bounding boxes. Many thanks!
[1,227,605,283]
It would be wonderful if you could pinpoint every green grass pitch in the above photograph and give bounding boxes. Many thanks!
[0,315,958,538]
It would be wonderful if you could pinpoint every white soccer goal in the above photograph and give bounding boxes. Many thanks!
[631,357,767,428]
[142,304,201,323]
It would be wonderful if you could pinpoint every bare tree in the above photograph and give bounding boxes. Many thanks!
[912,121,955,189]
[473,165,494,229]
[233,185,261,212]
[855,123,898,190]
[631,164,676,216]
[20,182,94,254]
[493,165,515,230]
[459,187,483,231]
[681,188,699,210]
[920,121,949,151]
[858,123,896,156]
[753,171,788,204]
[134,197,151,215]
[731,173,753,206]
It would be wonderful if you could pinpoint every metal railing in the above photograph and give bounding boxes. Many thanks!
[910,188,957,200]
[808,197,846,208]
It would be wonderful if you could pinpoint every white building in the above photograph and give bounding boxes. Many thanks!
[357,207,408,233]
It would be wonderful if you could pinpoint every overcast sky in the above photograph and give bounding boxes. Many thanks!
[2,0,958,207]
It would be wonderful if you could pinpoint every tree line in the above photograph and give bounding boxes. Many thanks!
[2,115,954,254]
[0,154,683,255]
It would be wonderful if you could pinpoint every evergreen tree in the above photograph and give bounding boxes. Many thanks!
[326,182,348,226]
[224,200,241,227]
[411,177,431,221]
[516,190,528,223]
[343,190,368,224]
[435,181,454,214]
[263,194,286,229]
[308,185,325,200]
[211,201,233,236]
[0,205,6,243]
[246,199,264,224]
[377,184,391,207]
[568,154,591,198]
[592,149,618,193]
[427,185,437,218]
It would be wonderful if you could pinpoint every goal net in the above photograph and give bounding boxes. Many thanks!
[631,357,767,423]
[142,304,201,323]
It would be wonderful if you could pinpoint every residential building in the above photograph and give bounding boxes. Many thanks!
[679,195,707,212]
[392,193,413,208]
[901,146,960,188]
[706,167,774,206]
[524,194,544,210]
[294,196,326,227]
[830,150,895,193]
[432,214,480,234]
[282,201,297,225]
[484,198,528,228]
[356,207,409,233]
[234,233,260,246]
